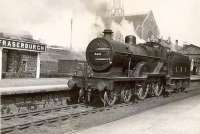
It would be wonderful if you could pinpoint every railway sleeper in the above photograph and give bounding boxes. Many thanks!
[1,93,72,116]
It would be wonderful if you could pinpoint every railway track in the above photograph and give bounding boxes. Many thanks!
[1,87,200,134]
[1,104,94,134]
[1,104,86,120]
[1,80,199,116]
[0,89,80,116]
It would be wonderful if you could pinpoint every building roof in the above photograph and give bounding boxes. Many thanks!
[125,13,148,28]
[102,10,159,41]
[0,32,46,52]
[184,44,200,49]
[0,32,39,43]
[181,44,200,55]
[40,47,85,62]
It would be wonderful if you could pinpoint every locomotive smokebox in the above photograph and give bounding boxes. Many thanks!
[125,35,136,45]
[103,29,113,40]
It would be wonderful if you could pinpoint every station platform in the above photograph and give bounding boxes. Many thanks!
[76,94,200,134]
[0,78,70,95]
[191,75,200,81]
[0,76,200,95]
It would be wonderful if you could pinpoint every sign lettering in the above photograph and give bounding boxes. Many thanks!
[0,38,46,52]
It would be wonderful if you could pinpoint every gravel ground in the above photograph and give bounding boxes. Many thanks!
[10,86,200,134]
[76,94,200,134]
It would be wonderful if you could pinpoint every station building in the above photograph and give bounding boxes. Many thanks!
[102,10,160,42]
[0,33,46,79]
[180,44,200,75]
[40,46,85,77]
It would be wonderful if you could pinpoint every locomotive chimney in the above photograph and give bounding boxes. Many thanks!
[125,35,136,45]
[103,29,113,40]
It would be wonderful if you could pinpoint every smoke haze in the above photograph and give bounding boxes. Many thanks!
[110,18,145,43]
[1,0,199,51]
[0,0,108,51]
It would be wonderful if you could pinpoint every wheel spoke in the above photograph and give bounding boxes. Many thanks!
[107,90,117,106]
[136,84,149,100]
[100,90,117,106]
[121,89,132,103]
[154,82,164,96]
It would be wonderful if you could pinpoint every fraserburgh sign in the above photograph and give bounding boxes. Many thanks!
[0,38,46,52]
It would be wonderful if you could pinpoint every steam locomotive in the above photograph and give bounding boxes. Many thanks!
[68,29,190,106]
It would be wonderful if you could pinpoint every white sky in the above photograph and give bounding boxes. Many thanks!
[125,0,200,46]
[0,0,200,51]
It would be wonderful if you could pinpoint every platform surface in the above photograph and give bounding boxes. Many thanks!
[76,94,200,134]
[191,75,200,80]
[0,78,70,95]
[1,75,199,87]
[0,76,200,95]
[0,78,69,87]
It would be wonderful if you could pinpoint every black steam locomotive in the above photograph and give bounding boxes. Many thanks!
[68,29,190,106]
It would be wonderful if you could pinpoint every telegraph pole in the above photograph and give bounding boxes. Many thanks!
[70,18,73,50]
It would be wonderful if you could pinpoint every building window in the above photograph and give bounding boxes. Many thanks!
[175,66,178,72]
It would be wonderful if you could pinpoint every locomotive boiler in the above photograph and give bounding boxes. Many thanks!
[68,29,190,106]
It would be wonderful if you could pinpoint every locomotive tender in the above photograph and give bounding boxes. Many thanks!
[68,29,190,106]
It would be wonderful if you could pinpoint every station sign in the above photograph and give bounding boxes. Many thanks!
[0,38,46,52]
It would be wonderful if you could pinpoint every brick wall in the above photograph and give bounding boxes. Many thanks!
[2,49,7,72]
[40,61,58,74]
[58,60,85,74]
[3,49,37,78]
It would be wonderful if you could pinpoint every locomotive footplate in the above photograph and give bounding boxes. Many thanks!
[70,76,148,91]
[68,76,154,105]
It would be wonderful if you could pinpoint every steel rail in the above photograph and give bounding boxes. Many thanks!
[1,88,200,134]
